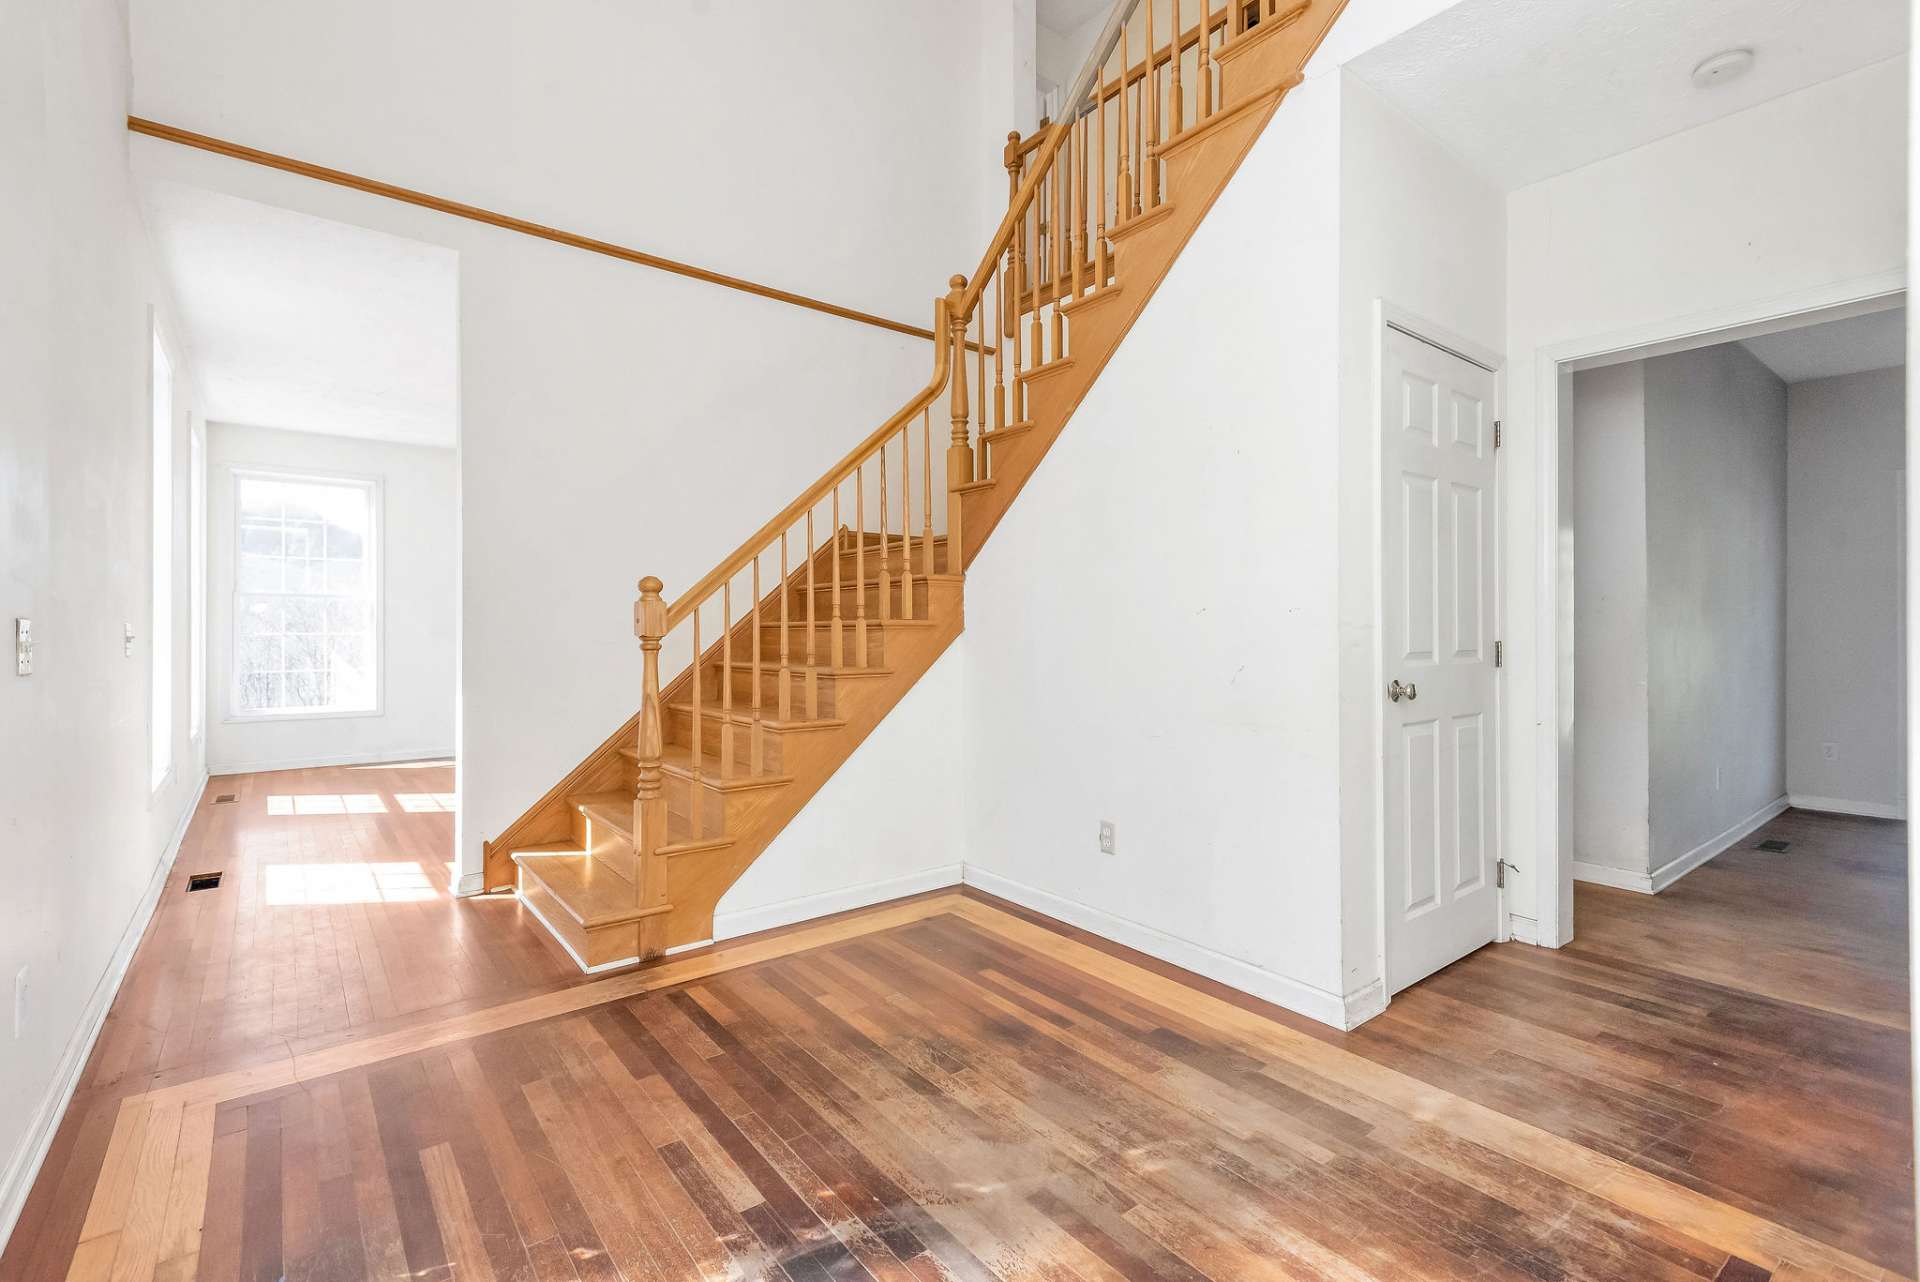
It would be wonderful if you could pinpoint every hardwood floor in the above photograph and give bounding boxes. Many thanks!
[2,777,1910,1281]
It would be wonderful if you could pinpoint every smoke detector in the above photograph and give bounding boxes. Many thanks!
[1691,48,1755,89]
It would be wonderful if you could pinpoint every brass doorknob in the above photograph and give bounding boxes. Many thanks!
[1388,679,1417,703]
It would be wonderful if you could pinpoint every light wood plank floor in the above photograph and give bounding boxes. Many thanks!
[1,773,1910,1281]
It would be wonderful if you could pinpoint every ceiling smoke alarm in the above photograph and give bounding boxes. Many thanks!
[1691,48,1755,89]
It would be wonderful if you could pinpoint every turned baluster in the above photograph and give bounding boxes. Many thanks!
[690,608,703,790]
[854,463,869,667]
[921,407,934,578]
[993,259,1006,433]
[829,485,844,669]
[878,444,891,624]
[749,555,765,772]
[1145,0,1157,207]
[720,582,734,778]
[1051,136,1067,354]
[898,423,915,621]
[777,530,792,721]
[945,279,971,567]
[631,577,667,913]
[804,508,819,718]
[1159,0,1175,136]
[1097,60,1110,285]
[1118,18,1134,221]
[976,290,988,456]
[1199,0,1215,120]
[1029,189,1045,363]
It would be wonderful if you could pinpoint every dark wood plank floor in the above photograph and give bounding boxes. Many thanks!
[2,777,1910,1282]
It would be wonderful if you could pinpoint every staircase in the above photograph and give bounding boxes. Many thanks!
[484,0,1347,970]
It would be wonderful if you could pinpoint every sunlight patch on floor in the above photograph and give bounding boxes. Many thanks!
[266,793,389,815]
[395,793,457,813]
[263,861,438,905]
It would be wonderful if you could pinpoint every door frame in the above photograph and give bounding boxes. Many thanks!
[1373,300,1508,1001]
[1524,271,1907,949]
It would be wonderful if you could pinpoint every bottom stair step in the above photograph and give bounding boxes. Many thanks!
[513,849,672,972]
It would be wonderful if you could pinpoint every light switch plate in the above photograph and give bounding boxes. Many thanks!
[13,618,28,676]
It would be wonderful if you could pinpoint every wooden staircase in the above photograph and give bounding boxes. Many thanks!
[485,0,1347,970]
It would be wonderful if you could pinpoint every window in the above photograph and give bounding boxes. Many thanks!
[150,330,173,791]
[232,471,379,717]
[189,424,206,740]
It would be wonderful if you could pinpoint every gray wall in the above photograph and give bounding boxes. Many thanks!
[1571,363,1651,875]
[1786,366,1906,815]
[1643,345,1788,872]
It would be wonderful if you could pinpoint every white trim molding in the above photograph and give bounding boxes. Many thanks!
[1572,796,1790,895]
[206,745,453,776]
[962,866,1376,1031]
[712,864,962,942]
[0,771,208,1252]
[1787,794,1907,821]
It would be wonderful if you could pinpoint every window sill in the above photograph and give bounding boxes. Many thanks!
[224,707,384,725]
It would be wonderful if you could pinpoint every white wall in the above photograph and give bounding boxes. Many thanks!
[0,0,207,1246]
[1507,56,1909,944]
[964,72,1351,1025]
[1570,362,1650,876]
[1335,72,1506,1006]
[1643,345,1788,870]
[204,423,457,774]
[714,646,966,938]
[128,1,1020,889]
[1787,364,1907,816]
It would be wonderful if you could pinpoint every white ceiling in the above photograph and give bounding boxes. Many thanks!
[1739,307,1906,383]
[1039,0,1112,36]
[141,182,460,448]
[1349,0,1909,190]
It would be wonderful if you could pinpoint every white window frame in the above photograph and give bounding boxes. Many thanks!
[225,465,385,724]
[150,323,175,795]
[189,420,207,743]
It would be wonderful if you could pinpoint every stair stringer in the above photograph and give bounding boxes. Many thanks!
[959,2,1347,564]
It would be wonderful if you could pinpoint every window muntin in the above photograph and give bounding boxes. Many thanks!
[232,472,378,716]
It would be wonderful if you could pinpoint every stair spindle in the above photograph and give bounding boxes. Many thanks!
[878,443,891,624]
[1029,192,1045,363]
[1097,60,1110,285]
[829,486,844,669]
[854,463,869,667]
[750,554,764,772]
[805,508,819,718]
[975,292,988,454]
[1118,17,1133,222]
[721,581,734,779]
[1200,0,1216,119]
[1145,0,1157,207]
[1170,0,1185,136]
[631,577,666,915]
[691,607,703,792]
[778,530,792,721]
[1052,131,1067,354]
[945,278,971,567]
[898,423,914,621]
[993,258,1006,433]
[921,407,934,578]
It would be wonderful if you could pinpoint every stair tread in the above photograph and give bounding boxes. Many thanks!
[511,852,672,928]
[613,745,795,790]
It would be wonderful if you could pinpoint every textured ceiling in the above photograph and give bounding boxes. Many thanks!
[1740,307,1907,383]
[1349,0,1909,190]
[142,182,459,448]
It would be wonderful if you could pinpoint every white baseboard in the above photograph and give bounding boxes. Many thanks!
[960,866,1357,1030]
[712,864,962,941]
[1788,793,1907,821]
[1507,912,1541,945]
[1571,861,1655,893]
[1648,795,1789,892]
[0,770,208,1255]
[207,746,454,776]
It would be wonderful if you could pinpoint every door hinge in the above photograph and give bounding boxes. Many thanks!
[1494,640,1503,668]
[1493,419,1502,449]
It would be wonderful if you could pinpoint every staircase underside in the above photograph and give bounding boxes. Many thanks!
[484,0,1347,970]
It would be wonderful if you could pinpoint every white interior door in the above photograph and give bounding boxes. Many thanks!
[1382,324,1499,994]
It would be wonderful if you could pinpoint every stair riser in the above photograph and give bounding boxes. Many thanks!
[801,579,931,619]
[663,705,816,774]
[824,547,952,578]
[583,805,638,881]
[703,666,892,720]
[754,624,893,667]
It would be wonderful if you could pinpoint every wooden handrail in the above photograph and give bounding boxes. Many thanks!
[663,295,954,627]
[127,115,948,345]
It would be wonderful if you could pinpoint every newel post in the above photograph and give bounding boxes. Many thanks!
[945,275,973,563]
[632,577,668,912]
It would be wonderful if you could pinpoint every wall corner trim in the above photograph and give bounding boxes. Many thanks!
[0,770,209,1254]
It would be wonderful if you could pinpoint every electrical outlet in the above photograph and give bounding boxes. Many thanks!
[1098,820,1115,855]
[13,965,27,1040]
[1822,741,1839,762]
[14,618,29,676]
